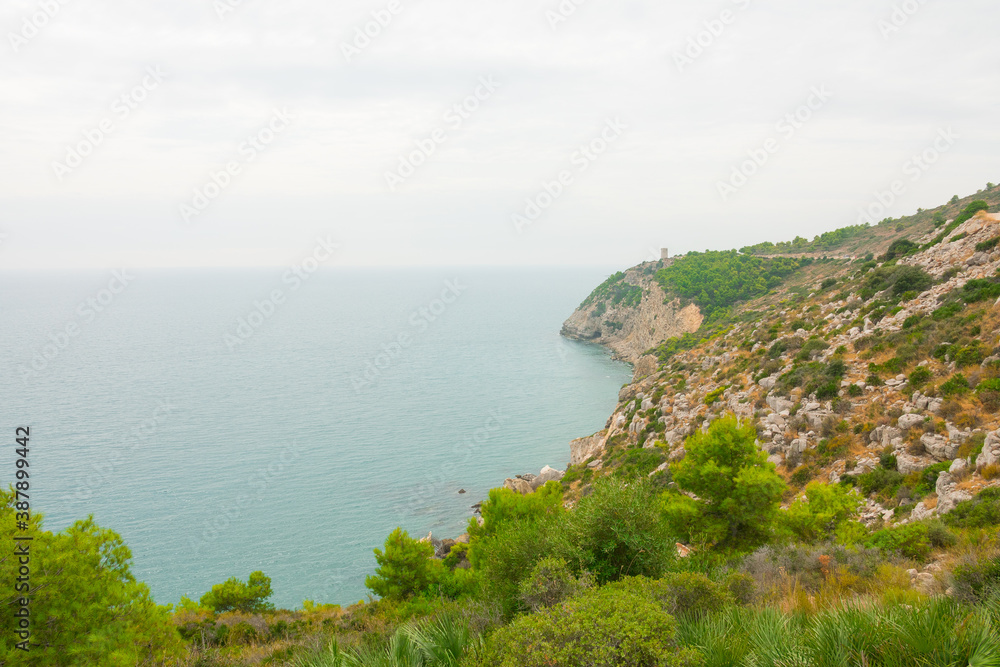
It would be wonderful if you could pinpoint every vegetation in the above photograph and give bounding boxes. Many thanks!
[579,272,643,310]
[0,489,184,665]
[740,223,871,255]
[661,417,786,553]
[656,250,805,320]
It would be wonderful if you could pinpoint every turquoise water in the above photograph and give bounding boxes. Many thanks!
[0,268,630,608]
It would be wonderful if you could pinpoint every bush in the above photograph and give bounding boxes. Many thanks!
[944,489,1000,529]
[662,416,786,553]
[635,573,733,620]
[518,558,592,613]
[855,466,904,498]
[866,522,932,561]
[951,553,1000,604]
[470,581,699,667]
[959,278,1000,303]
[783,482,861,543]
[863,265,933,299]
[366,529,444,601]
[932,302,963,321]
[940,374,970,397]
[564,478,677,584]
[0,491,184,665]
[975,236,1000,252]
[909,366,932,388]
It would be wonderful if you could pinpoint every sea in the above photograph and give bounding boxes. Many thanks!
[0,268,631,608]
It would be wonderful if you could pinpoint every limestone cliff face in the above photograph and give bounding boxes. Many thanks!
[560,263,702,366]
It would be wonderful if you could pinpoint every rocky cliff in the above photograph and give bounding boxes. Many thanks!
[552,190,1000,529]
[560,263,702,370]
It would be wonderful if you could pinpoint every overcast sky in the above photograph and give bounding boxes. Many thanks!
[1,0,997,269]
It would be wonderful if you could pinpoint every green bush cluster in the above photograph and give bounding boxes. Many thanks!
[656,250,805,320]
[740,223,872,255]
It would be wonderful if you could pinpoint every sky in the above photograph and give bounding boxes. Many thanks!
[1,0,998,269]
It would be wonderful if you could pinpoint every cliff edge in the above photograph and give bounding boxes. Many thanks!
[561,263,702,370]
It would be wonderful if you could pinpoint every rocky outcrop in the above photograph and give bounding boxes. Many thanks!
[936,471,972,515]
[977,430,1000,469]
[570,431,607,465]
[561,265,702,365]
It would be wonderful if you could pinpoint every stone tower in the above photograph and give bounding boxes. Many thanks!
[661,248,670,261]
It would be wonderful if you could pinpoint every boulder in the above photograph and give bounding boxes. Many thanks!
[935,471,972,515]
[435,538,457,559]
[503,477,533,495]
[949,458,969,476]
[530,465,565,490]
[922,433,959,461]
[766,395,794,413]
[897,453,933,475]
[910,501,936,522]
[570,432,606,465]
[759,376,777,390]
[977,430,1000,469]
[897,413,925,431]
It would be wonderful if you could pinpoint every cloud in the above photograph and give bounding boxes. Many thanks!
[1,0,998,269]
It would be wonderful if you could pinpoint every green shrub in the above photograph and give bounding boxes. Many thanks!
[950,553,1000,604]
[662,416,786,553]
[882,239,920,261]
[940,374,970,397]
[471,582,698,667]
[914,461,951,496]
[518,557,592,613]
[855,466,904,498]
[959,278,1000,303]
[783,482,862,543]
[932,302,963,320]
[366,529,444,601]
[565,478,677,583]
[863,265,933,299]
[866,522,932,561]
[638,573,733,620]
[975,236,1000,252]
[704,386,727,405]
[908,366,932,388]
[944,488,1000,529]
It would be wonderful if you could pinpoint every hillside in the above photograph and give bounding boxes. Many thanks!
[558,187,1000,525]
